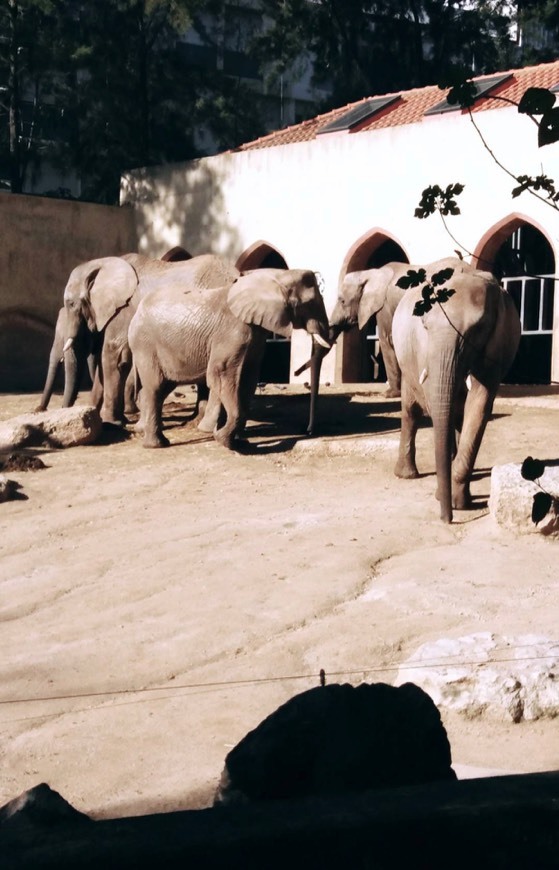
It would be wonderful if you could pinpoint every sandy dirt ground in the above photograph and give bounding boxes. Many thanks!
[0,383,558,820]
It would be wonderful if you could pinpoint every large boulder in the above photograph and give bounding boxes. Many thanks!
[214,681,455,806]
[395,633,559,723]
[489,463,559,536]
[0,406,102,451]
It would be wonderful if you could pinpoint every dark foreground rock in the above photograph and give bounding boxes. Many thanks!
[2,773,559,869]
[215,682,456,805]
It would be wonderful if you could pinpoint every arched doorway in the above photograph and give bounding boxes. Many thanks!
[236,241,291,383]
[475,217,555,384]
[338,231,409,383]
[0,310,59,392]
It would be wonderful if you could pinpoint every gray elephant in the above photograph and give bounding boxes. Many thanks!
[60,252,240,425]
[331,256,479,397]
[296,257,474,418]
[129,268,331,449]
[392,265,521,523]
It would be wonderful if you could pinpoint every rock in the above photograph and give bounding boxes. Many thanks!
[489,463,559,536]
[0,783,90,828]
[395,633,559,723]
[0,474,19,502]
[214,681,455,806]
[0,406,102,450]
[0,452,47,472]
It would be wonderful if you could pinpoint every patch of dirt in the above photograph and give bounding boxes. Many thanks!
[0,383,558,820]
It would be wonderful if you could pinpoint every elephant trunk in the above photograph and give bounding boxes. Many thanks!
[62,308,85,407]
[36,349,61,411]
[428,341,460,523]
[305,324,341,436]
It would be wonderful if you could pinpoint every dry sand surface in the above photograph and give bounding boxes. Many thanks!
[1,384,558,820]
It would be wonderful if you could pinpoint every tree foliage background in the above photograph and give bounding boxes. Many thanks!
[1,0,558,204]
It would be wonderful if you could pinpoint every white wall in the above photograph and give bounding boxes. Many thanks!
[122,103,559,383]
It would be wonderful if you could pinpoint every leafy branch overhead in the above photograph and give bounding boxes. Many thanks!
[396,267,456,317]
[520,457,559,525]
[414,184,464,219]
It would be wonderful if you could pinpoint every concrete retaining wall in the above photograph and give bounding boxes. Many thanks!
[0,193,136,391]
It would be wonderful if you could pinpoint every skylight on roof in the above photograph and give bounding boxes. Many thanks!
[424,73,513,116]
[317,96,400,134]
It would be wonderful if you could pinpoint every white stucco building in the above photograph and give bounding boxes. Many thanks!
[121,59,559,387]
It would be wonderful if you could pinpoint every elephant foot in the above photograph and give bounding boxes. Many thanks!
[102,416,127,428]
[394,460,419,480]
[142,432,170,449]
[197,417,216,434]
[452,482,473,510]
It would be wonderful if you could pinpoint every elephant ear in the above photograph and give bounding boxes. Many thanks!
[226,272,293,337]
[84,257,139,332]
[357,265,395,330]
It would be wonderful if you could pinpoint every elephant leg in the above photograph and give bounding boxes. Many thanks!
[451,377,496,509]
[197,388,223,433]
[90,367,104,411]
[378,330,401,399]
[100,342,130,426]
[195,383,209,420]
[209,363,242,450]
[394,380,422,479]
[140,379,175,448]
[124,368,139,416]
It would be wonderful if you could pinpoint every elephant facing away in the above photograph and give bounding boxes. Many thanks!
[392,266,521,523]
[59,252,240,425]
[330,256,478,397]
[129,268,331,449]
[296,257,475,420]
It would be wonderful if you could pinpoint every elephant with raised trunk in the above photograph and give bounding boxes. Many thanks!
[392,265,521,523]
[58,252,240,425]
[129,268,331,449]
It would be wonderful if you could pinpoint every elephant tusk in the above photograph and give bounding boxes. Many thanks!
[62,338,74,354]
[313,334,331,349]
[419,367,428,385]
[466,374,472,391]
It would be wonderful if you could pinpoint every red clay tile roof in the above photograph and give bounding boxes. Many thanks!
[233,60,559,152]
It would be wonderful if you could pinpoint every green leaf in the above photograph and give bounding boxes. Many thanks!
[521,456,546,481]
[532,492,552,524]
[518,87,556,116]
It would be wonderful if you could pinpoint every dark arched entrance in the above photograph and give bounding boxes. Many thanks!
[339,231,409,383]
[236,241,291,383]
[475,217,555,384]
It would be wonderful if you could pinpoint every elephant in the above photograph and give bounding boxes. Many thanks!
[392,265,521,523]
[129,268,331,449]
[59,252,240,425]
[294,257,476,436]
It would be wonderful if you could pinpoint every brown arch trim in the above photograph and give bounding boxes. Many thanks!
[0,308,55,334]
[236,240,288,271]
[160,245,192,262]
[338,228,409,289]
[472,213,556,273]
